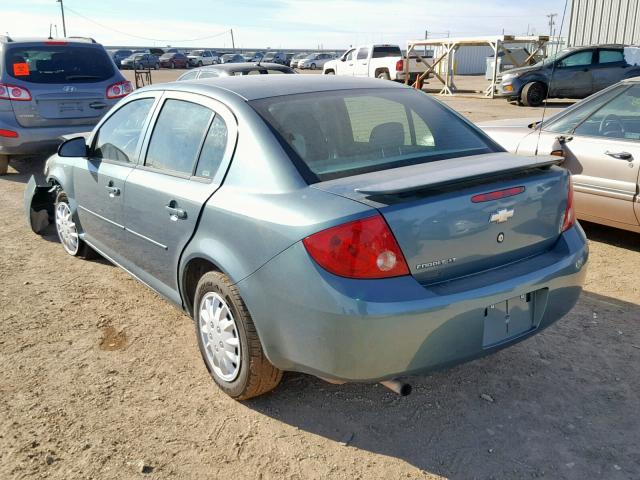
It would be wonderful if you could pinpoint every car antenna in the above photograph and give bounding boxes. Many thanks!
[535,0,568,155]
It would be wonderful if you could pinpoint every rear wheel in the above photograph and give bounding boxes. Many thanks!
[0,155,9,175]
[325,70,335,75]
[170,61,175,69]
[54,191,95,259]
[194,271,282,400]
[377,71,391,80]
[521,82,546,107]
[310,63,316,70]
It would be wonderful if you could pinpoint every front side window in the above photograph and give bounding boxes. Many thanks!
[93,98,155,163]
[5,45,114,83]
[573,84,640,139]
[544,84,628,134]
[145,99,213,175]
[558,50,593,68]
[357,48,369,60]
[345,50,354,61]
[251,89,495,181]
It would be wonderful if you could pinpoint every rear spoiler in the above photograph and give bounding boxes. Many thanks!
[355,155,563,196]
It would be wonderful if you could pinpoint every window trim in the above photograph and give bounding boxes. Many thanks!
[556,49,595,69]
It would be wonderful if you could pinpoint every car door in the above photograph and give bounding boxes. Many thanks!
[122,92,237,303]
[593,48,628,92]
[354,47,370,76]
[73,95,158,258]
[550,49,595,97]
[337,49,356,75]
[566,83,640,227]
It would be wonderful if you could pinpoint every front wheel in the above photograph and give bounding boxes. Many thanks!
[310,63,316,70]
[521,81,546,107]
[198,61,203,67]
[54,191,95,259]
[325,70,335,75]
[194,271,282,400]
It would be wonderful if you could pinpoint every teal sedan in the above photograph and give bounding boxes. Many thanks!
[26,76,588,399]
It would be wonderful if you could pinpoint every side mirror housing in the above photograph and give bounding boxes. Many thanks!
[58,136,88,158]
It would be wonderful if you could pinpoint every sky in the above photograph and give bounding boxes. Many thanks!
[3,0,569,49]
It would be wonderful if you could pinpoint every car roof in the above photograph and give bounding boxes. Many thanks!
[199,62,289,72]
[0,36,100,46]
[158,74,406,101]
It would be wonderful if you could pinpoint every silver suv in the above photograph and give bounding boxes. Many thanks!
[0,36,131,174]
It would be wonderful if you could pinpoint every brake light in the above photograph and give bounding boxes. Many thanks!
[303,215,409,279]
[106,81,133,99]
[395,59,404,71]
[45,41,67,45]
[561,175,575,232]
[0,83,32,101]
[0,129,19,138]
[471,186,525,203]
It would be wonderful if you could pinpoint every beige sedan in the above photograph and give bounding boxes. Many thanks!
[479,78,640,233]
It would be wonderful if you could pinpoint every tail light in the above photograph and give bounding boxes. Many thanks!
[471,186,525,203]
[0,129,19,138]
[0,83,32,101]
[561,175,575,232]
[106,81,133,99]
[303,215,409,279]
[395,59,404,72]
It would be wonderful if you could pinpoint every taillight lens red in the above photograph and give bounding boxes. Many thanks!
[0,82,32,101]
[0,129,19,138]
[471,186,525,203]
[303,215,410,279]
[106,81,133,99]
[561,175,575,232]
[395,59,404,71]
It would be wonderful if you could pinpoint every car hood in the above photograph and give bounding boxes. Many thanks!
[503,65,542,77]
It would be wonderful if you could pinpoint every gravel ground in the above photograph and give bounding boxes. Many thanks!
[1,73,639,480]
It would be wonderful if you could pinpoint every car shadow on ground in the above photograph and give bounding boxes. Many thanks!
[246,292,640,479]
[580,221,640,252]
[0,155,47,184]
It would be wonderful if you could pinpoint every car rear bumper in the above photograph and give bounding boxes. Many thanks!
[237,223,588,382]
[0,117,96,156]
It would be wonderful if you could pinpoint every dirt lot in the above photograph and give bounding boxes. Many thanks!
[1,72,639,480]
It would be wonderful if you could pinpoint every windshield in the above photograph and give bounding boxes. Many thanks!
[251,89,496,182]
[533,48,573,67]
[5,45,115,83]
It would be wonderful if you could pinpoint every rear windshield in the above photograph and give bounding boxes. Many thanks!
[251,89,497,182]
[372,46,402,58]
[5,45,114,83]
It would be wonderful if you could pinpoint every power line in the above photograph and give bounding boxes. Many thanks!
[64,5,231,43]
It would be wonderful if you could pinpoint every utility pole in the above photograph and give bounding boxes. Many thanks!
[230,28,235,51]
[57,0,67,37]
[546,13,557,40]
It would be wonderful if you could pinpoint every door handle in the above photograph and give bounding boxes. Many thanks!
[605,151,633,161]
[165,203,187,220]
[89,102,107,109]
[105,185,120,197]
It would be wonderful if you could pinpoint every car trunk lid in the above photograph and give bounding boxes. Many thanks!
[312,152,568,284]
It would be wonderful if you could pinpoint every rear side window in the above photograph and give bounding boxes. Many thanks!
[196,115,228,178]
[145,99,213,175]
[599,49,624,64]
[5,45,114,83]
[251,89,495,181]
[357,48,369,60]
[179,70,198,80]
[93,98,155,163]
[372,46,402,58]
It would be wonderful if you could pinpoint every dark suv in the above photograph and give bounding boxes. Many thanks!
[498,45,640,106]
[0,36,131,174]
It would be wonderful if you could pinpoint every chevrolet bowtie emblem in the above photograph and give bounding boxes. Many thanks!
[489,208,514,224]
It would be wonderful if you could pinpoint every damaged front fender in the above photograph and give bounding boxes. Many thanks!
[24,175,57,234]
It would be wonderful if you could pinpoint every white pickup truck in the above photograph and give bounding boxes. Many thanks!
[323,44,429,83]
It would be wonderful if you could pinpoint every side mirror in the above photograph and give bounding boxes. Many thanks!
[340,56,346,62]
[58,136,88,158]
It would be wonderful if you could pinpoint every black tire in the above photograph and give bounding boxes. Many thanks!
[194,271,282,400]
[0,154,9,175]
[198,61,203,67]
[170,61,175,69]
[377,71,391,80]
[521,82,546,107]
[54,191,96,259]
[325,70,335,75]
[310,63,316,70]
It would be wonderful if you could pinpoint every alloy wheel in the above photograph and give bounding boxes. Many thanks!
[55,202,79,255]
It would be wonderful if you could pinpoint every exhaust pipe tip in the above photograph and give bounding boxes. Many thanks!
[380,379,412,396]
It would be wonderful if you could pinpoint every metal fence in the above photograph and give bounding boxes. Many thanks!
[568,0,640,46]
